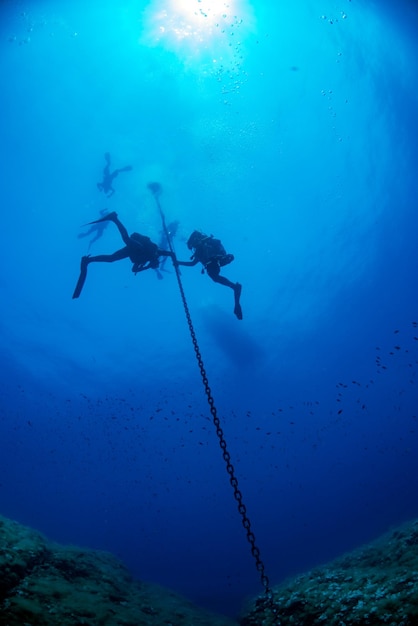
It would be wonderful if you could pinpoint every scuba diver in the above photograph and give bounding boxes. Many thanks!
[97,152,133,197]
[154,220,180,280]
[72,212,175,299]
[175,230,243,320]
[77,208,110,250]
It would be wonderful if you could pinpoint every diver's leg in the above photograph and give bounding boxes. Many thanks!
[207,263,235,289]
[102,156,111,182]
[88,247,130,263]
[87,229,104,250]
[110,215,131,246]
[78,225,96,239]
[212,274,236,289]
[100,154,111,185]
[72,247,130,299]
[207,263,242,320]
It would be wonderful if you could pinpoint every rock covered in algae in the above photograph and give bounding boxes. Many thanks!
[241,519,418,626]
[0,514,238,626]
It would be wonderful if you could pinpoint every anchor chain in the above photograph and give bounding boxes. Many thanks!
[151,185,275,609]
[173,261,272,601]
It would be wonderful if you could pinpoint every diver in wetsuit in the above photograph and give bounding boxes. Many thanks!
[72,212,175,299]
[97,153,132,197]
[175,230,243,320]
[154,220,180,280]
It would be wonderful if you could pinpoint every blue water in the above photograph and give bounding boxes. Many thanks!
[1,0,418,618]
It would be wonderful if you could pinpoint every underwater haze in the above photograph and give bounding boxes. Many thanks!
[1,0,418,618]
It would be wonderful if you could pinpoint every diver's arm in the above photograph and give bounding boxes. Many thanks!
[158,249,176,259]
[175,258,198,267]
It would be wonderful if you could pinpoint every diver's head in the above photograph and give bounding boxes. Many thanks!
[187,230,206,250]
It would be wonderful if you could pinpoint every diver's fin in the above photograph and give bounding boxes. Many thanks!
[120,165,133,172]
[85,211,116,225]
[234,283,243,320]
[72,257,89,299]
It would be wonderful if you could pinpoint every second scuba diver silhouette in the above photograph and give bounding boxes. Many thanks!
[176,230,243,320]
[154,220,180,280]
[78,208,110,250]
[72,212,175,299]
[97,153,132,197]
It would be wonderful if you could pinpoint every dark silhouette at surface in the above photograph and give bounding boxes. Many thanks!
[97,153,132,197]
[72,212,175,299]
[155,220,180,280]
[176,230,243,320]
[78,208,110,250]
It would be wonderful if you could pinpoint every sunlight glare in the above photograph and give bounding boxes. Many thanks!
[161,0,237,42]
[142,0,252,64]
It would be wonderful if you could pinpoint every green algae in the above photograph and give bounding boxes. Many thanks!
[241,519,418,626]
[0,514,238,626]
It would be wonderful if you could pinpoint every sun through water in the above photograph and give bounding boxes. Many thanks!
[140,0,254,68]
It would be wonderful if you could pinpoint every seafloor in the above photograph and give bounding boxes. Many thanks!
[241,519,418,626]
[0,514,238,626]
[1,514,418,625]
